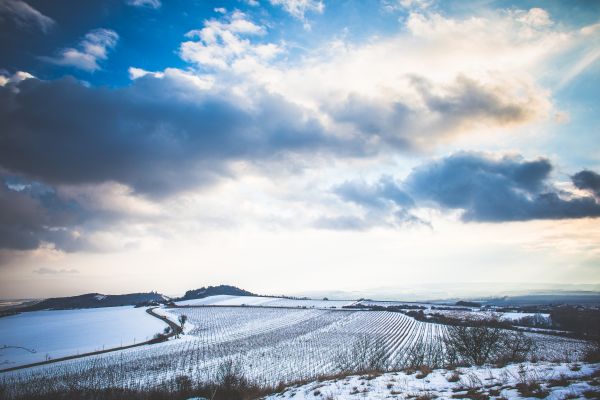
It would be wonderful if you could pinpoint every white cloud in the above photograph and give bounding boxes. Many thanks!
[128,66,164,80]
[270,0,324,28]
[155,7,597,153]
[514,7,552,28]
[0,70,34,87]
[126,0,161,9]
[0,0,55,33]
[43,28,119,72]
[381,0,432,13]
[242,9,566,146]
[180,10,282,71]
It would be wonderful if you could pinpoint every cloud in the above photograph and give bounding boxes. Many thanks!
[33,267,79,275]
[405,153,600,222]
[269,0,324,27]
[42,28,119,72]
[0,0,55,33]
[0,72,336,199]
[0,173,165,254]
[328,75,547,152]
[0,176,89,251]
[381,0,432,13]
[0,70,34,87]
[334,176,414,210]
[572,170,600,198]
[126,0,161,9]
[180,10,279,70]
[317,176,426,229]
[327,153,600,227]
[1,8,597,256]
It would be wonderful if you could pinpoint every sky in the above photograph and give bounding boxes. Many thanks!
[0,0,599,300]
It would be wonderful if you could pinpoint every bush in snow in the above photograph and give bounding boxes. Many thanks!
[444,319,534,366]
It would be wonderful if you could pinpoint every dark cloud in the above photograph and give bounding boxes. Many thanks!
[328,76,543,152]
[0,176,91,251]
[0,73,545,204]
[0,75,337,198]
[0,72,585,253]
[572,170,600,198]
[405,153,600,222]
[0,73,347,253]
[0,0,55,33]
[412,75,534,127]
[326,153,600,228]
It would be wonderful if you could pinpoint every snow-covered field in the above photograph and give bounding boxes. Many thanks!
[0,306,166,368]
[176,294,356,309]
[0,302,587,397]
[264,362,600,399]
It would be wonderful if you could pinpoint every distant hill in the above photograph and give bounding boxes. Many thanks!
[180,285,255,301]
[9,285,257,312]
[482,293,600,306]
[18,292,168,311]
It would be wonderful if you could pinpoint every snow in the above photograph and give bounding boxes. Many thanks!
[153,307,196,335]
[175,295,356,309]
[0,306,167,368]
[499,311,550,321]
[2,305,587,394]
[263,362,600,400]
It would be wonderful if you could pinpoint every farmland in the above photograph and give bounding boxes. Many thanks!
[0,306,165,367]
[0,296,589,398]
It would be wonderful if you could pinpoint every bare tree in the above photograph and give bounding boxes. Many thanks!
[178,314,188,331]
[444,320,533,366]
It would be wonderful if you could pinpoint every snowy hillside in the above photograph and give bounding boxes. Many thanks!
[2,304,587,396]
[0,306,166,367]
[175,294,356,309]
[263,362,600,399]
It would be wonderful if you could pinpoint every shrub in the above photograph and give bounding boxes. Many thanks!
[446,371,461,382]
[443,319,534,366]
[415,365,432,379]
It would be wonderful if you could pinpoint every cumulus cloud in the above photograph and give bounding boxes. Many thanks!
[126,0,160,9]
[0,73,335,198]
[42,28,119,72]
[180,10,279,70]
[405,153,600,222]
[327,153,600,227]
[572,170,600,198]
[0,0,54,33]
[328,75,548,152]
